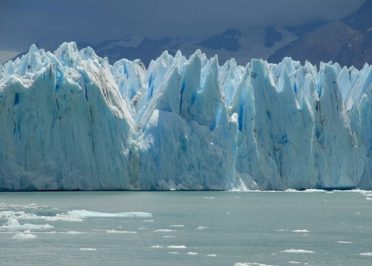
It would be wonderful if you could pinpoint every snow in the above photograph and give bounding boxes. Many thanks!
[0,42,371,191]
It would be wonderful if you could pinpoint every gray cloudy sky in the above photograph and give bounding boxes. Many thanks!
[0,0,366,62]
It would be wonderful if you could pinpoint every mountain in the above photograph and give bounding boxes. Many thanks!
[269,21,372,68]
[81,27,296,66]
[343,0,372,33]
[0,43,371,191]
[269,1,372,68]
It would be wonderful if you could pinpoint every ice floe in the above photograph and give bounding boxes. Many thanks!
[291,229,309,233]
[1,217,53,231]
[169,225,184,228]
[187,252,198,255]
[106,230,137,234]
[80,248,97,251]
[360,252,372,256]
[154,229,177,232]
[196,226,208,230]
[67,210,152,218]
[235,263,276,266]
[280,249,314,254]
[167,245,186,249]
[151,245,164,249]
[12,232,37,240]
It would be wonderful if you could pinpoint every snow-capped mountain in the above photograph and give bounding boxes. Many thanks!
[270,1,372,68]
[85,27,296,66]
[0,43,371,190]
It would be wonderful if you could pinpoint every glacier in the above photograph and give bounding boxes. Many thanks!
[0,42,370,191]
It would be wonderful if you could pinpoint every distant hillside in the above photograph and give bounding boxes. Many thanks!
[343,0,372,33]
[269,1,372,68]
[85,27,295,66]
[269,21,372,68]
[7,1,371,68]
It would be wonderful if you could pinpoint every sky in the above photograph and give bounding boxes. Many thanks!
[0,0,366,63]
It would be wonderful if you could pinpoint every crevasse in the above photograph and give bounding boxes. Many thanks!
[0,42,370,190]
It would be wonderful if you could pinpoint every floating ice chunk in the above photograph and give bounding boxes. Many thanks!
[167,245,186,249]
[234,263,276,266]
[12,232,37,240]
[0,211,16,218]
[151,245,164,249]
[276,229,289,232]
[106,230,137,234]
[154,229,177,232]
[187,252,198,255]
[366,197,372,201]
[360,252,372,256]
[137,227,151,230]
[196,226,208,230]
[280,249,314,254]
[43,231,57,234]
[42,214,83,222]
[169,225,184,228]
[291,229,309,233]
[303,189,326,193]
[163,235,175,238]
[337,241,352,244]
[284,189,299,192]
[21,213,83,222]
[207,254,217,257]
[80,248,96,251]
[65,231,86,234]
[1,217,54,231]
[67,210,152,218]
[288,261,301,264]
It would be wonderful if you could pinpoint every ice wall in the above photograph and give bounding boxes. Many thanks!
[0,42,370,190]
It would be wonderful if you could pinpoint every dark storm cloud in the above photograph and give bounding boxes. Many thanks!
[0,0,366,53]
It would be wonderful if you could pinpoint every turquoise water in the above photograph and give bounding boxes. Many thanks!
[0,191,372,266]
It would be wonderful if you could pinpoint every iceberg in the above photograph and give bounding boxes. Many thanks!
[0,42,370,191]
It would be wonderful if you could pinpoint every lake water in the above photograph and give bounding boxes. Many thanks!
[0,191,372,266]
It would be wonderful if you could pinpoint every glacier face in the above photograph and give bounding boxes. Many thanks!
[0,42,370,190]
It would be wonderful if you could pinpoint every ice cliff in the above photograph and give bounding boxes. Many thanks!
[0,42,370,190]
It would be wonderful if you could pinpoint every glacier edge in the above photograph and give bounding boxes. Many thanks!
[0,42,370,191]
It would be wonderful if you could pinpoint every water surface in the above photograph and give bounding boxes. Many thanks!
[0,191,372,266]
